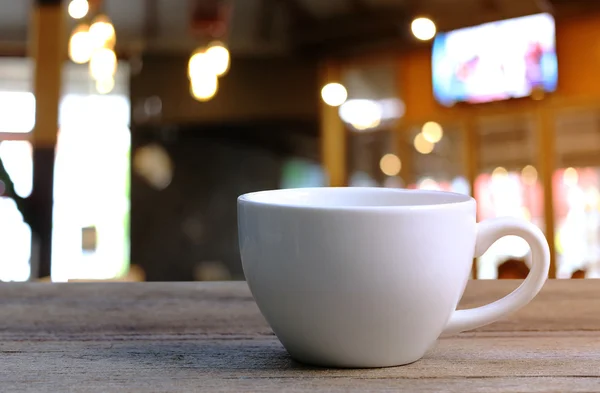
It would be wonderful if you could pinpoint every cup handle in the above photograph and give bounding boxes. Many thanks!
[442,217,550,335]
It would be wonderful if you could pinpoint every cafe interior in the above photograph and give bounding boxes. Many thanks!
[0,0,599,283]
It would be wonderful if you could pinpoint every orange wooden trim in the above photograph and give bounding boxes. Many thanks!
[318,61,347,187]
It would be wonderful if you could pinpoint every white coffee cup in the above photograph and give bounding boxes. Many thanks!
[238,187,550,368]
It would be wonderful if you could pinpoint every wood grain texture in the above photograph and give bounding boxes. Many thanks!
[1,280,599,392]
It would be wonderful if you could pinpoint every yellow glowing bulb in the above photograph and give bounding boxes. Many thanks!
[419,177,439,190]
[492,166,508,179]
[205,41,230,76]
[411,17,437,41]
[68,0,89,19]
[96,77,115,94]
[89,47,117,80]
[522,206,532,221]
[188,51,213,80]
[321,83,347,107]
[68,28,93,64]
[421,121,443,143]
[89,15,116,49]
[190,74,219,101]
[379,154,402,176]
[414,133,434,154]
[563,167,578,187]
[351,118,381,131]
[521,165,538,185]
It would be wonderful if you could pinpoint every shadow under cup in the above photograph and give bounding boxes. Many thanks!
[238,187,477,368]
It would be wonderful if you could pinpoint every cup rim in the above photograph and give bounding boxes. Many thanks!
[238,187,474,211]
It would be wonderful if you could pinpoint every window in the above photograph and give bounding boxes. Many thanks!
[553,109,600,278]
[0,141,32,282]
[52,93,131,282]
[0,58,131,282]
[475,115,543,278]
[0,92,35,133]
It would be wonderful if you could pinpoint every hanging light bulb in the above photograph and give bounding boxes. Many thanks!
[190,73,218,102]
[68,23,93,64]
[68,0,89,19]
[89,47,117,81]
[321,83,348,107]
[96,77,115,94]
[411,17,437,41]
[414,132,434,154]
[205,41,230,77]
[188,50,213,80]
[421,121,443,143]
[89,14,116,49]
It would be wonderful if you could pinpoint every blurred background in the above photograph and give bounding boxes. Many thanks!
[0,0,598,282]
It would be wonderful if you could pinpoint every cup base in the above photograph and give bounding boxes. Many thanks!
[286,349,425,369]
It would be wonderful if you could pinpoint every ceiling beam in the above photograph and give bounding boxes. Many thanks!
[0,29,27,56]
[274,0,315,27]
[257,0,277,41]
[292,30,420,59]
[290,7,410,45]
[143,0,159,40]
[286,0,583,58]
[286,6,416,57]
[348,0,370,13]
[550,0,600,17]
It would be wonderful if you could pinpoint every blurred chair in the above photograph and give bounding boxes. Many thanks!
[497,258,530,279]
[194,260,231,281]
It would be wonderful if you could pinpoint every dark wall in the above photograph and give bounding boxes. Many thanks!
[131,124,318,281]
[131,54,320,124]
[129,54,320,281]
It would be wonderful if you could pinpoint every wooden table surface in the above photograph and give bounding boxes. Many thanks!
[0,280,598,392]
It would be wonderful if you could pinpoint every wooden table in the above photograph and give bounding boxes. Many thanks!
[0,280,598,392]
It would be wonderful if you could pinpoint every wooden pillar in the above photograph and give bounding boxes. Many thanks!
[393,57,414,187]
[536,104,557,279]
[395,126,415,186]
[319,61,346,187]
[28,0,64,278]
[463,116,480,279]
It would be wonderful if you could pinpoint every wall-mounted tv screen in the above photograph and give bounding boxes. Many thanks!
[431,13,558,107]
